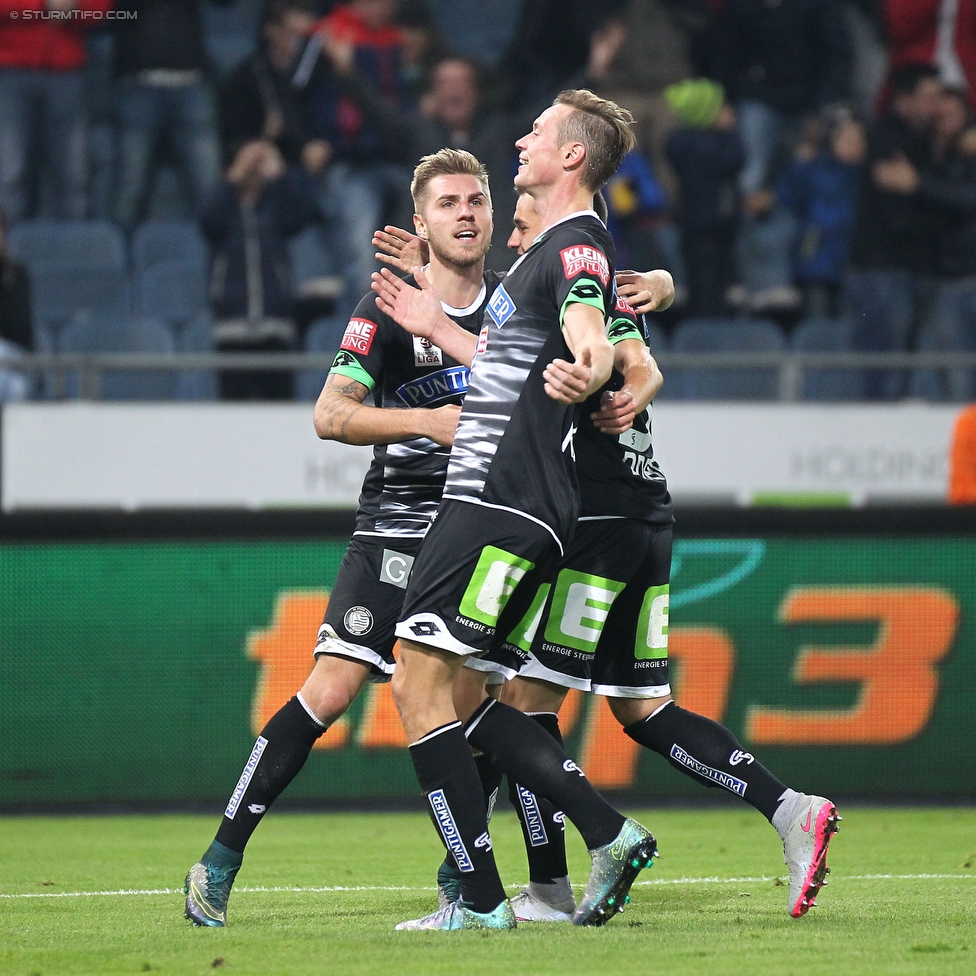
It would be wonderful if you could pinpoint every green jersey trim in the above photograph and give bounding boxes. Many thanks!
[607,318,644,345]
[330,357,376,392]
[559,277,606,327]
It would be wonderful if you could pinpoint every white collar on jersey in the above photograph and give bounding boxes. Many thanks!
[506,209,605,277]
[419,264,487,315]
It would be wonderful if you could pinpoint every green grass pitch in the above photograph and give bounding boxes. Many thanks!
[1,807,974,976]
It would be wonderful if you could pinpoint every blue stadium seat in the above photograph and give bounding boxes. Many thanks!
[31,264,132,350]
[790,317,864,401]
[8,220,127,271]
[59,313,176,400]
[288,225,344,299]
[131,219,208,273]
[295,315,346,401]
[671,317,786,400]
[643,321,668,355]
[137,259,209,340]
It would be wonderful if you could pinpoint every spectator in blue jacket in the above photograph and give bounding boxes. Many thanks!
[199,139,319,400]
[777,108,866,317]
[604,149,669,275]
[665,78,745,317]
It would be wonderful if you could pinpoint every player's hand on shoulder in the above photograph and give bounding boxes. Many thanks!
[543,357,590,405]
[423,403,462,447]
[373,225,428,274]
[591,388,637,435]
[616,269,674,313]
[372,267,441,338]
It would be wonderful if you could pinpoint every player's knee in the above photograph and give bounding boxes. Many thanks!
[609,694,672,728]
[300,656,369,724]
[390,662,411,718]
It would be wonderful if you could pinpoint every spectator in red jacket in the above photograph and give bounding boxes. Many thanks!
[0,0,112,222]
[884,0,976,111]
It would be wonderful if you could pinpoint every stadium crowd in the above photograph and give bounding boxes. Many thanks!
[1,0,975,402]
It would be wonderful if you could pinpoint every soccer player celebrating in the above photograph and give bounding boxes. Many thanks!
[382,90,658,932]
[498,194,840,923]
[183,148,502,927]
[377,190,840,923]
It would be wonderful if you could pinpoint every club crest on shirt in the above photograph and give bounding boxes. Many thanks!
[413,335,444,365]
[340,318,378,355]
[560,245,610,285]
[487,283,516,326]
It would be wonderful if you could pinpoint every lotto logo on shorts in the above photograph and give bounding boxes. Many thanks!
[429,789,473,872]
[560,245,609,285]
[339,318,378,355]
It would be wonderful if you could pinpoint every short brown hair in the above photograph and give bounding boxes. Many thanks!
[554,89,637,191]
[411,148,492,213]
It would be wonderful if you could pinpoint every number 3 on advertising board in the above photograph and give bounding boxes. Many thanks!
[746,586,958,746]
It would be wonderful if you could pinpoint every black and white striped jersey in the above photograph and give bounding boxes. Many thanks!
[328,271,503,538]
[576,296,673,524]
[443,212,616,547]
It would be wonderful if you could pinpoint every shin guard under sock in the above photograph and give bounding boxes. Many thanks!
[509,712,569,885]
[465,699,624,850]
[624,701,787,821]
[214,694,325,854]
[409,721,507,914]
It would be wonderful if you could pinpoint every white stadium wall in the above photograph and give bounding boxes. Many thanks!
[0,401,961,511]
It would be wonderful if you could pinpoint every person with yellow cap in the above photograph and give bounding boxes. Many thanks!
[664,79,744,317]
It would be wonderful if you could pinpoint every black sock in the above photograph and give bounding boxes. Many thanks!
[509,712,569,884]
[475,751,504,821]
[214,695,325,855]
[625,701,787,821]
[465,699,624,850]
[409,721,507,914]
[440,751,504,879]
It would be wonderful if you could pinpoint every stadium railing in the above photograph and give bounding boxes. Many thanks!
[2,351,976,401]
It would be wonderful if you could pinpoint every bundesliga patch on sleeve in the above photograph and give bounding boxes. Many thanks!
[340,318,378,355]
[560,245,610,286]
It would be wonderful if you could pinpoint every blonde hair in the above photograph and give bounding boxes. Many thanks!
[554,89,637,191]
[410,148,492,213]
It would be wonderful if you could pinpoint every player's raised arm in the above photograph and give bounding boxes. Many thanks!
[616,269,675,313]
[314,371,460,447]
[371,267,478,367]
